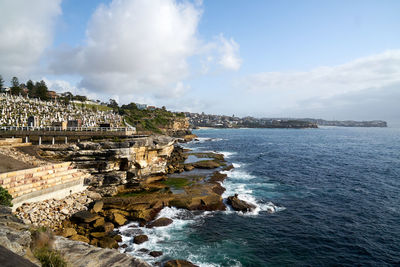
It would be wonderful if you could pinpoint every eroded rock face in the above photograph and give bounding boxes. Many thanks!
[53,236,151,267]
[40,136,175,186]
[227,194,256,212]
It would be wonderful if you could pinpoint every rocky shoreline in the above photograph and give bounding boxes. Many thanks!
[5,134,256,266]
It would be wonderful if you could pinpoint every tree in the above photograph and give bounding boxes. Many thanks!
[0,75,4,90]
[26,80,35,97]
[107,99,119,109]
[35,80,49,100]
[10,77,21,95]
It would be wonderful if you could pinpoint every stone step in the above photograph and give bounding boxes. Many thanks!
[0,138,23,144]
[9,170,89,197]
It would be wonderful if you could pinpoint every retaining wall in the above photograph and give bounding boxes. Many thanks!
[0,162,88,208]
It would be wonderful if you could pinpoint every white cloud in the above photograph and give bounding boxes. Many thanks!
[239,50,400,113]
[217,34,242,71]
[50,0,201,99]
[50,0,241,102]
[0,0,61,81]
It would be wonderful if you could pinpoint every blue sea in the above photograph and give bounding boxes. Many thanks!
[120,127,400,266]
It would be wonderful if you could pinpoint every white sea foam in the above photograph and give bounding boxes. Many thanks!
[221,163,285,216]
[219,151,237,158]
[194,137,225,143]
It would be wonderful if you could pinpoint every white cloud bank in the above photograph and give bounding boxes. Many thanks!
[0,0,61,80]
[237,50,400,120]
[50,0,241,101]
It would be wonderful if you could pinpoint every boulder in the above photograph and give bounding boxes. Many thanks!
[184,165,195,171]
[98,237,118,249]
[146,217,173,228]
[134,235,149,244]
[102,222,114,233]
[70,234,90,243]
[113,234,122,242]
[164,259,198,267]
[86,191,102,200]
[61,227,77,238]
[113,213,127,226]
[193,160,220,169]
[92,201,104,213]
[93,217,105,228]
[90,232,107,239]
[149,251,163,257]
[71,210,100,223]
[227,194,256,212]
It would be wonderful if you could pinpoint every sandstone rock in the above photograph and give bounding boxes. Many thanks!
[121,244,128,249]
[227,194,256,212]
[92,201,104,213]
[102,222,115,233]
[70,234,90,243]
[134,235,149,244]
[90,232,107,239]
[98,237,118,249]
[193,160,220,169]
[149,251,163,257]
[164,259,198,267]
[90,238,99,246]
[146,217,173,228]
[71,210,100,223]
[60,208,69,215]
[112,213,127,226]
[86,191,102,200]
[93,217,105,228]
[61,227,77,238]
[113,234,122,242]
[54,236,151,267]
[184,165,195,171]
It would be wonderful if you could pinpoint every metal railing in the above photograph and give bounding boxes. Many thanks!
[0,126,135,132]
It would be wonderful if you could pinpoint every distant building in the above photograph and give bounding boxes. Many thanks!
[136,103,147,110]
[147,106,156,111]
[47,91,58,99]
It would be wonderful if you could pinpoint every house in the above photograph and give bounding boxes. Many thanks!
[47,91,58,99]
[136,103,147,110]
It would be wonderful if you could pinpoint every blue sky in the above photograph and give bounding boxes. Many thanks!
[1,0,400,123]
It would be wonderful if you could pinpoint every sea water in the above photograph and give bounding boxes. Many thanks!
[120,127,400,266]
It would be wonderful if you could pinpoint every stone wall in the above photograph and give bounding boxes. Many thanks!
[0,162,89,208]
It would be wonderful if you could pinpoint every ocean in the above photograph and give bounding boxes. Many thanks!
[120,127,400,266]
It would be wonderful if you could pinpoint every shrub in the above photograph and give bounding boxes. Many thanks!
[31,227,67,267]
[34,247,67,267]
[0,186,12,207]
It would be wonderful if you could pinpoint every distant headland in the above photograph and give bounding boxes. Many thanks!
[185,112,388,129]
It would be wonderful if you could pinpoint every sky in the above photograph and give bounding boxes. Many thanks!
[1,0,400,123]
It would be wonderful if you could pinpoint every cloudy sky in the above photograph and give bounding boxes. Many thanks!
[1,0,399,123]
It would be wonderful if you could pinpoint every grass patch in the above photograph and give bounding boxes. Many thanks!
[34,247,67,267]
[116,188,160,197]
[162,177,191,189]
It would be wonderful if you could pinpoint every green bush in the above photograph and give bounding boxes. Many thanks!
[0,186,12,207]
[34,247,67,267]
